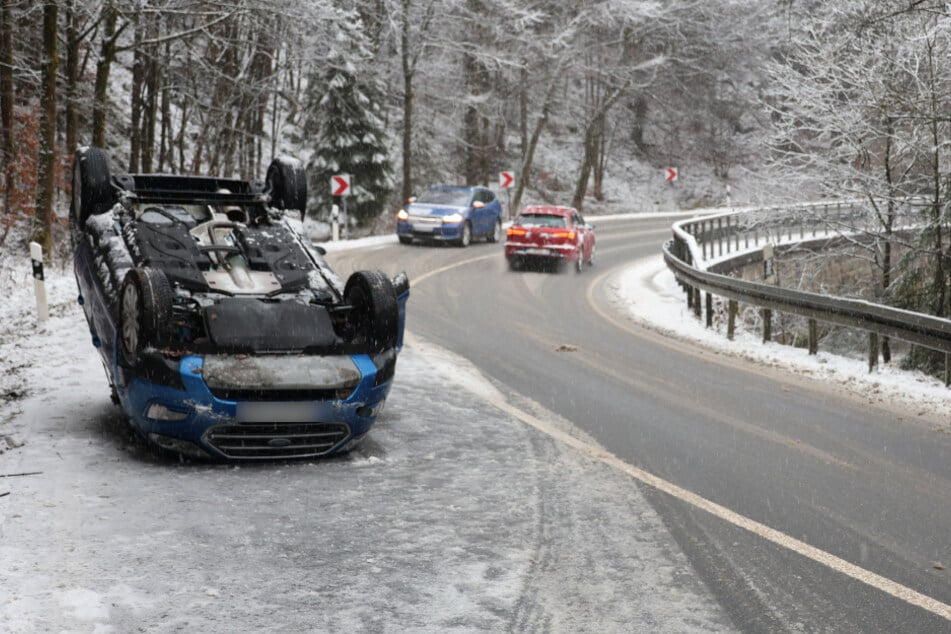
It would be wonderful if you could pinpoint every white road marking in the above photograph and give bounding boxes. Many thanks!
[409,247,951,622]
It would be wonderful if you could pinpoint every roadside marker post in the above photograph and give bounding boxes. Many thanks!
[30,241,48,323]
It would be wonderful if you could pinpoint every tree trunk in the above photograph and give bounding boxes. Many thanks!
[0,0,12,170]
[129,15,143,172]
[92,2,119,148]
[1,0,16,246]
[400,0,413,203]
[32,0,58,254]
[64,0,79,155]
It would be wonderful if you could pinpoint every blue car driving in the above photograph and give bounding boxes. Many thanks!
[396,185,503,246]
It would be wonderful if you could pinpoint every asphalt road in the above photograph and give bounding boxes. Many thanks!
[329,214,951,632]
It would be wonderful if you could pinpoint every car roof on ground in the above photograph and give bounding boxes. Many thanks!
[520,205,576,216]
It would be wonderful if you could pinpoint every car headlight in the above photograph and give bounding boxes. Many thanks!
[443,212,464,224]
[146,403,190,421]
[396,209,409,221]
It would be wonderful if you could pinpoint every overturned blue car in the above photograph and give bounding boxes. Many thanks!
[69,147,408,461]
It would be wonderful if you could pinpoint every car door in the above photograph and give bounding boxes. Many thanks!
[471,189,491,235]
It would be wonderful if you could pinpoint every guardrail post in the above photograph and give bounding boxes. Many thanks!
[762,308,771,342]
[946,354,950,387]
[705,292,713,328]
[693,288,701,318]
[868,332,878,373]
[808,319,818,355]
[700,222,707,260]
[727,300,737,340]
[717,217,723,257]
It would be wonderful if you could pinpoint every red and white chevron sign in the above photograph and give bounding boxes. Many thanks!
[499,171,515,188]
[664,167,678,183]
[331,174,351,196]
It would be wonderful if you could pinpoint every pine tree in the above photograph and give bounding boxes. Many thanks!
[304,11,393,226]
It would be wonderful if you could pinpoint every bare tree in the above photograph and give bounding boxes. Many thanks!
[31,0,57,254]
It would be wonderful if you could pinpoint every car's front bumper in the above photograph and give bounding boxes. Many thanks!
[397,219,464,241]
[119,351,395,461]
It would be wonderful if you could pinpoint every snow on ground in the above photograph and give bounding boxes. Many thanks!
[0,243,733,632]
[1,216,947,632]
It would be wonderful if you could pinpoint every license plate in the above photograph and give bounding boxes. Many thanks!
[525,248,550,255]
[237,401,315,423]
[414,225,434,233]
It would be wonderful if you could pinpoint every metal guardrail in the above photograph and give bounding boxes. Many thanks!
[662,200,951,364]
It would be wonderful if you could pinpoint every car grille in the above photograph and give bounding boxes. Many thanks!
[206,386,340,401]
[204,421,350,459]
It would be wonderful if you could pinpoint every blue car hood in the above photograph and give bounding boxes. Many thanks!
[406,203,468,217]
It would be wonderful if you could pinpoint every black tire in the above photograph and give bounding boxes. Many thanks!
[70,147,114,247]
[507,257,520,271]
[266,156,307,217]
[487,218,502,243]
[118,268,174,368]
[344,270,399,353]
[457,221,472,247]
[398,235,413,245]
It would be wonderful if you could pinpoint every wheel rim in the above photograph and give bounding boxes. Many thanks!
[462,223,471,246]
[121,282,140,357]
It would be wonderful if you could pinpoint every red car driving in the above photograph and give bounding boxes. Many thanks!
[504,205,596,273]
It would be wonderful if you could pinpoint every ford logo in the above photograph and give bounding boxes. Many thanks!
[268,438,292,448]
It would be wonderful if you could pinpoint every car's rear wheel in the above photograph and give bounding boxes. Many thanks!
[266,157,307,217]
[458,221,472,247]
[119,268,174,368]
[344,270,399,353]
[70,147,114,248]
[507,257,520,271]
[487,218,502,243]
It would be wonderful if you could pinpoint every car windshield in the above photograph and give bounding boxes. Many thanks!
[415,189,471,206]
[517,213,566,228]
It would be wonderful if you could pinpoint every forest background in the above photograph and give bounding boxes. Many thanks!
[1,0,951,369]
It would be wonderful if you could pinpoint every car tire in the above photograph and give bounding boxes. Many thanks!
[344,270,399,353]
[398,235,412,245]
[458,221,472,247]
[118,268,174,368]
[507,257,520,271]
[487,218,502,243]
[266,156,307,217]
[70,147,114,247]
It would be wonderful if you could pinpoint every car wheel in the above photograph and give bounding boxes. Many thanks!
[344,270,399,353]
[118,268,174,368]
[457,221,472,247]
[70,147,114,248]
[266,156,307,218]
[398,235,412,245]
[487,218,502,243]
[507,257,520,271]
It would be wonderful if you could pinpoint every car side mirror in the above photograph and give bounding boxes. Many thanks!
[313,245,327,256]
